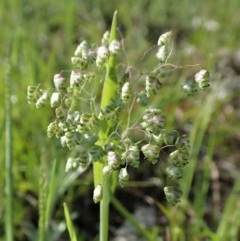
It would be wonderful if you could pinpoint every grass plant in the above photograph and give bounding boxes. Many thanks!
[26,10,212,241]
[1,0,240,241]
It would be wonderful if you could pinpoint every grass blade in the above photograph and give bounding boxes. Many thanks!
[4,47,13,241]
[217,172,240,240]
[63,203,78,241]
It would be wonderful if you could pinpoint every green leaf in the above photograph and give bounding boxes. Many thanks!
[63,203,78,241]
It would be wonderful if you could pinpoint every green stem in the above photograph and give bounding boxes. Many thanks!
[100,198,110,241]
[100,167,112,241]
[5,54,13,240]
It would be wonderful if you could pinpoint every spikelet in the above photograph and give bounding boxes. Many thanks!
[121,82,131,104]
[118,167,129,188]
[194,69,210,90]
[93,185,102,203]
[141,143,160,164]
[164,185,182,206]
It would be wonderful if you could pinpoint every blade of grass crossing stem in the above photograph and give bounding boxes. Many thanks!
[5,44,13,241]
[63,203,78,241]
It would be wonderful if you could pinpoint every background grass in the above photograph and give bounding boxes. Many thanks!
[1,0,240,240]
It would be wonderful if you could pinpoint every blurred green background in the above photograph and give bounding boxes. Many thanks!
[1,0,240,240]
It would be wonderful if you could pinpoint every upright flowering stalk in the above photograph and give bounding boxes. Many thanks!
[94,11,119,187]
[96,11,119,241]
[27,11,210,241]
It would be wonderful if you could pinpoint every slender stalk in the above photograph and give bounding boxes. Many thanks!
[100,197,110,241]
[4,55,13,240]
[100,167,111,241]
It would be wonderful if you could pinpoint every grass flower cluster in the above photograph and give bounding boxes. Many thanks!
[27,11,210,241]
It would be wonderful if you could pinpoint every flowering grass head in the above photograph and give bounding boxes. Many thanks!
[28,22,210,206]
